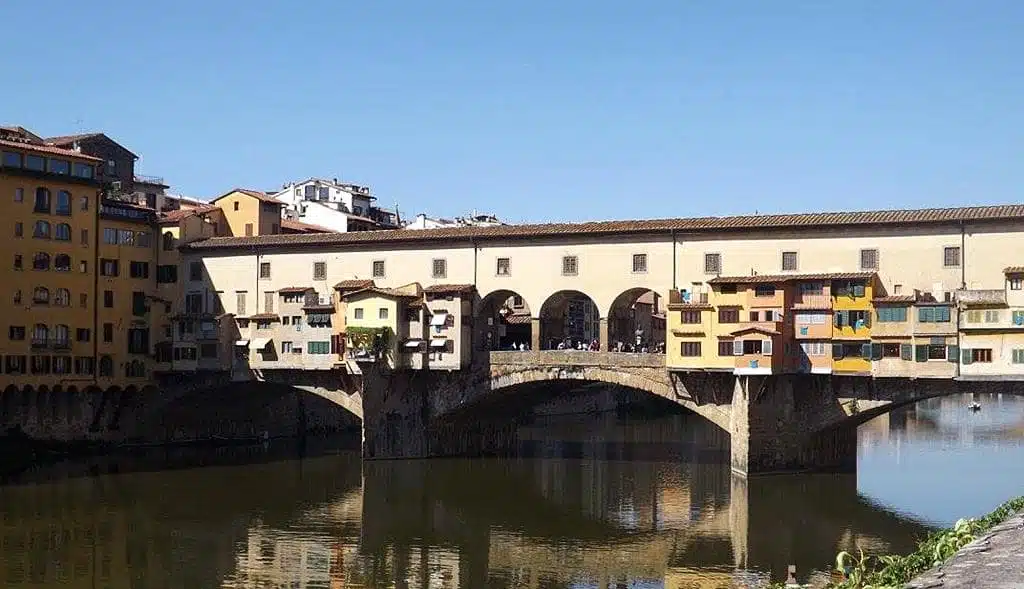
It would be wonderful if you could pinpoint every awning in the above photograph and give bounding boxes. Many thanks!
[234,339,250,347]
[430,339,447,348]
[430,312,449,326]
[251,337,272,350]
[404,340,423,348]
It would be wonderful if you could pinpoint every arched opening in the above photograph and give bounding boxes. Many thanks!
[162,231,176,251]
[33,220,50,239]
[54,254,71,272]
[607,288,666,354]
[98,355,114,377]
[32,252,50,271]
[477,289,532,351]
[538,290,600,350]
[33,187,50,213]
[54,222,71,241]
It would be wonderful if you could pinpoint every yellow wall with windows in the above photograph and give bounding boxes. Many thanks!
[213,191,281,237]
[0,147,100,389]
[344,293,400,365]
[831,277,875,339]
[665,305,716,369]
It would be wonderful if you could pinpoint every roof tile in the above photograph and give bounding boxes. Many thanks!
[424,284,475,295]
[707,272,875,284]
[333,279,375,291]
[0,138,103,162]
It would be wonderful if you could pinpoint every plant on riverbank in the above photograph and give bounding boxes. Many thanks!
[767,496,1024,589]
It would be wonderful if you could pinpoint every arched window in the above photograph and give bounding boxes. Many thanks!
[34,187,50,213]
[33,220,50,239]
[32,252,50,270]
[54,288,70,306]
[54,223,71,241]
[98,355,113,377]
[33,323,49,343]
[56,190,71,215]
[54,254,71,272]
[162,232,176,251]
[54,324,69,344]
[32,287,49,305]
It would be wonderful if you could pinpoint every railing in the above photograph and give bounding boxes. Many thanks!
[134,174,166,185]
[31,338,71,349]
[100,203,155,223]
[489,350,666,368]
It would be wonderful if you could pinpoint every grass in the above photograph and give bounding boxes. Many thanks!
[769,495,1024,588]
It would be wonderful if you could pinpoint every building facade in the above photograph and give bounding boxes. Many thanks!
[268,178,400,233]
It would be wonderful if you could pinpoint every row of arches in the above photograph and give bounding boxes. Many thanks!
[477,288,666,352]
[28,252,73,272]
[31,187,87,215]
[29,220,74,240]
[18,287,75,306]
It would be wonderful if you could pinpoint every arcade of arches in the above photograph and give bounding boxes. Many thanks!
[477,289,666,353]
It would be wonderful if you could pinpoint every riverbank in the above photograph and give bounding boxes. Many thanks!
[769,496,1024,588]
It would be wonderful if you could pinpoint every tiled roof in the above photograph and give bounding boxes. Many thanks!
[156,205,217,225]
[333,279,375,291]
[181,203,1024,251]
[281,219,335,234]
[955,289,1007,307]
[1004,266,1024,275]
[0,138,103,162]
[210,188,283,206]
[278,287,314,294]
[424,284,475,295]
[342,286,419,300]
[730,326,781,336]
[707,272,875,284]
[504,313,533,325]
[872,295,917,304]
[45,133,138,158]
[667,302,713,310]
[246,313,280,320]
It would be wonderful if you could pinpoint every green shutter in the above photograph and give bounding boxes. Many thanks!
[861,343,872,358]
[863,311,872,327]
[834,311,843,328]
[918,307,934,323]
[947,345,959,363]
[853,284,866,297]
[937,307,951,322]
[900,343,913,360]
[832,343,844,358]
[962,348,972,365]
[871,342,883,360]
[915,345,929,362]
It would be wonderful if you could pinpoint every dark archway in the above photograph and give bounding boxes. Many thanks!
[477,289,532,351]
[607,288,665,353]
[539,290,600,350]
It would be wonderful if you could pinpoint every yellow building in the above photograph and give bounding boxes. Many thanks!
[665,289,720,371]
[830,273,878,374]
[342,284,422,367]
[1,129,102,390]
[209,188,283,237]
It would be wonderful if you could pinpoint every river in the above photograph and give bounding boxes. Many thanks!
[0,392,1021,588]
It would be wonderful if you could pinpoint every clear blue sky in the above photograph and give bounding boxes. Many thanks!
[5,1,1023,223]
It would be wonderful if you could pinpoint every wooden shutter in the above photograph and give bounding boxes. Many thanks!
[915,345,929,362]
[900,343,913,361]
[832,343,844,358]
[947,345,959,363]
[762,339,773,356]
[863,311,872,327]
[961,348,972,365]
[871,343,883,360]
[732,340,743,356]
[861,343,872,359]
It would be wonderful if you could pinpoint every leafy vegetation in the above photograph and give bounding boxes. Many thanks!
[769,496,1023,588]
[346,327,391,355]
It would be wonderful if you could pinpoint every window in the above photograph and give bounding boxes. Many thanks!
[1010,278,1023,290]
[26,155,44,171]
[79,195,89,210]
[718,308,739,323]
[244,223,253,236]
[704,253,721,274]
[31,356,50,374]
[917,306,951,323]
[74,356,95,375]
[79,293,87,307]
[260,262,271,279]
[132,292,147,316]
[236,292,247,315]
[4,355,25,374]
[632,254,647,273]
[14,187,24,202]
[14,222,22,237]
[264,291,274,313]
[876,307,908,322]
[379,307,389,319]
[49,159,70,175]
[833,281,866,298]
[1013,310,1024,326]
[561,256,578,276]
[34,187,50,213]
[496,257,510,276]
[14,254,23,270]
[54,223,71,241]
[801,341,828,356]
[859,248,878,270]
[966,310,981,323]
[55,190,71,215]
[834,309,871,328]
[718,341,734,356]
[189,262,202,281]
[128,328,149,353]
[781,251,798,271]
[307,341,331,354]
[118,230,134,245]
[680,310,701,324]
[54,288,70,306]
[3,151,22,167]
[100,259,119,276]
[102,324,113,343]
[184,293,203,314]
[80,228,89,245]
[32,252,50,270]
[927,344,947,360]
[943,246,961,268]
[754,284,775,297]
[881,343,902,358]
[8,326,25,340]
[32,323,49,344]
[1012,349,1024,364]
[103,290,114,308]
[13,289,21,304]
[680,342,701,357]
[32,287,49,305]
[354,308,364,319]
[136,231,151,248]
[372,260,385,278]
[53,324,70,345]
[76,328,90,342]
[129,261,149,279]
[431,258,447,279]
[103,228,117,244]
[985,310,1000,323]
[162,232,176,251]
[970,348,992,363]
[281,341,293,354]
[33,220,50,239]
[313,261,326,280]
[79,260,87,273]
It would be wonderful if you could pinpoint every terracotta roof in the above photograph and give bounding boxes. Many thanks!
[45,133,138,158]
[671,329,706,337]
[1004,266,1024,275]
[302,303,336,311]
[708,272,875,285]
[667,303,713,311]
[278,287,314,294]
[210,188,283,206]
[333,279,375,291]
[247,313,280,320]
[181,203,1024,251]
[504,313,532,325]
[281,219,335,234]
[0,138,103,162]
[872,295,917,304]
[157,205,217,225]
[424,284,475,295]
[342,286,420,301]
[956,289,1007,307]
[730,326,781,336]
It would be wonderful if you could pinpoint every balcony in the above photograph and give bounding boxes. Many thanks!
[31,338,71,350]
[134,174,166,186]
[100,201,155,223]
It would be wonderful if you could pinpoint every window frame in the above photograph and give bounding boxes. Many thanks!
[561,255,578,276]
[632,253,648,274]
[781,251,798,272]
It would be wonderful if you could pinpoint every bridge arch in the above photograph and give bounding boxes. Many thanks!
[607,287,665,353]
[538,290,601,350]
[476,289,533,351]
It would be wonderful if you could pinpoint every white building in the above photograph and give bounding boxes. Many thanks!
[267,178,399,233]
[404,211,505,230]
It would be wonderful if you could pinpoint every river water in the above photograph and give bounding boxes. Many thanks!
[1,393,1022,588]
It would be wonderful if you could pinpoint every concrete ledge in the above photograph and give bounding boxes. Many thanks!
[488,350,666,368]
[906,510,1024,589]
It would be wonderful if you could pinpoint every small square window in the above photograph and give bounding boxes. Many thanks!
[632,254,647,273]
[781,251,798,271]
[704,253,721,274]
[1011,278,1023,291]
[354,308,364,319]
[372,260,385,278]
[432,258,447,279]
[860,248,879,271]
[562,256,578,276]
[379,307,389,319]
[14,188,24,203]
[313,261,326,280]
[259,262,271,279]
[496,257,510,276]
[14,222,22,237]
[943,246,961,268]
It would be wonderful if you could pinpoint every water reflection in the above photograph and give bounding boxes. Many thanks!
[0,393,1019,588]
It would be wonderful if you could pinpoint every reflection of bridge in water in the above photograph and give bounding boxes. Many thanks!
[0,449,936,588]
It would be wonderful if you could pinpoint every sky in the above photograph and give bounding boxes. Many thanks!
[4,1,1024,223]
